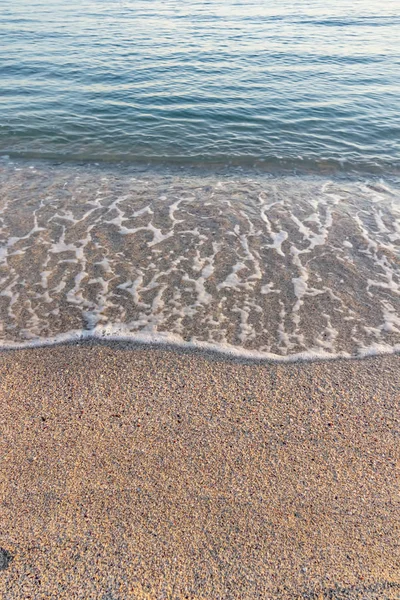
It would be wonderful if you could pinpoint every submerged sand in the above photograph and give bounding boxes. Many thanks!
[1,161,400,359]
[0,344,399,599]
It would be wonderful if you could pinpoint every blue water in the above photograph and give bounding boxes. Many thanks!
[1,0,399,172]
[1,2,400,357]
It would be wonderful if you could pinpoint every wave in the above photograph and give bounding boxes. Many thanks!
[1,151,399,178]
[1,159,399,360]
[1,327,399,363]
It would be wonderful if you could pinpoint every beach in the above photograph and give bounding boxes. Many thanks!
[0,343,399,599]
[1,0,400,597]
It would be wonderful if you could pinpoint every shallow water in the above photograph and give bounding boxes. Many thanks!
[1,1,399,358]
[1,0,400,173]
[0,160,399,359]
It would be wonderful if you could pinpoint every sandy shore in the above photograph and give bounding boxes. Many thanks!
[0,343,399,599]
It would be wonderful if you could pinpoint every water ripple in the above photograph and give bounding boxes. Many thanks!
[0,0,399,172]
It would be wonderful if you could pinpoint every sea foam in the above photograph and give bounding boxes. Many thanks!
[0,160,399,361]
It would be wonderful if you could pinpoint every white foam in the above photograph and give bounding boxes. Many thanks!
[217,262,250,291]
[1,325,399,363]
[1,163,399,361]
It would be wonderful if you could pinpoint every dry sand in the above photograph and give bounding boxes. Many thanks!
[0,343,399,599]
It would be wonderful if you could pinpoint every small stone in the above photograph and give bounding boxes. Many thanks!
[0,548,13,571]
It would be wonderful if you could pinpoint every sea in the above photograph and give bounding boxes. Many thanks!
[0,0,399,359]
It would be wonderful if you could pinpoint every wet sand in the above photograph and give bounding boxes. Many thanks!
[2,162,400,359]
[0,343,399,599]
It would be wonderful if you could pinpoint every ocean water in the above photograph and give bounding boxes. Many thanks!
[1,0,400,172]
[0,0,399,359]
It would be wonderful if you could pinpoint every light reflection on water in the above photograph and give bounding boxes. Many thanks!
[0,0,399,172]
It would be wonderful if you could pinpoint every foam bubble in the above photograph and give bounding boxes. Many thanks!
[0,161,399,360]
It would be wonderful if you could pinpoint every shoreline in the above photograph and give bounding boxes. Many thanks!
[1,160,399,359]
[1,335,400,365]
[1,344,399,598]
[3,153,400,180]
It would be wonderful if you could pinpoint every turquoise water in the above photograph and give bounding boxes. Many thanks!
[1,0,399,172]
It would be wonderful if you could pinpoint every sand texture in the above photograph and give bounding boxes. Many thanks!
[0,344,399,599]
